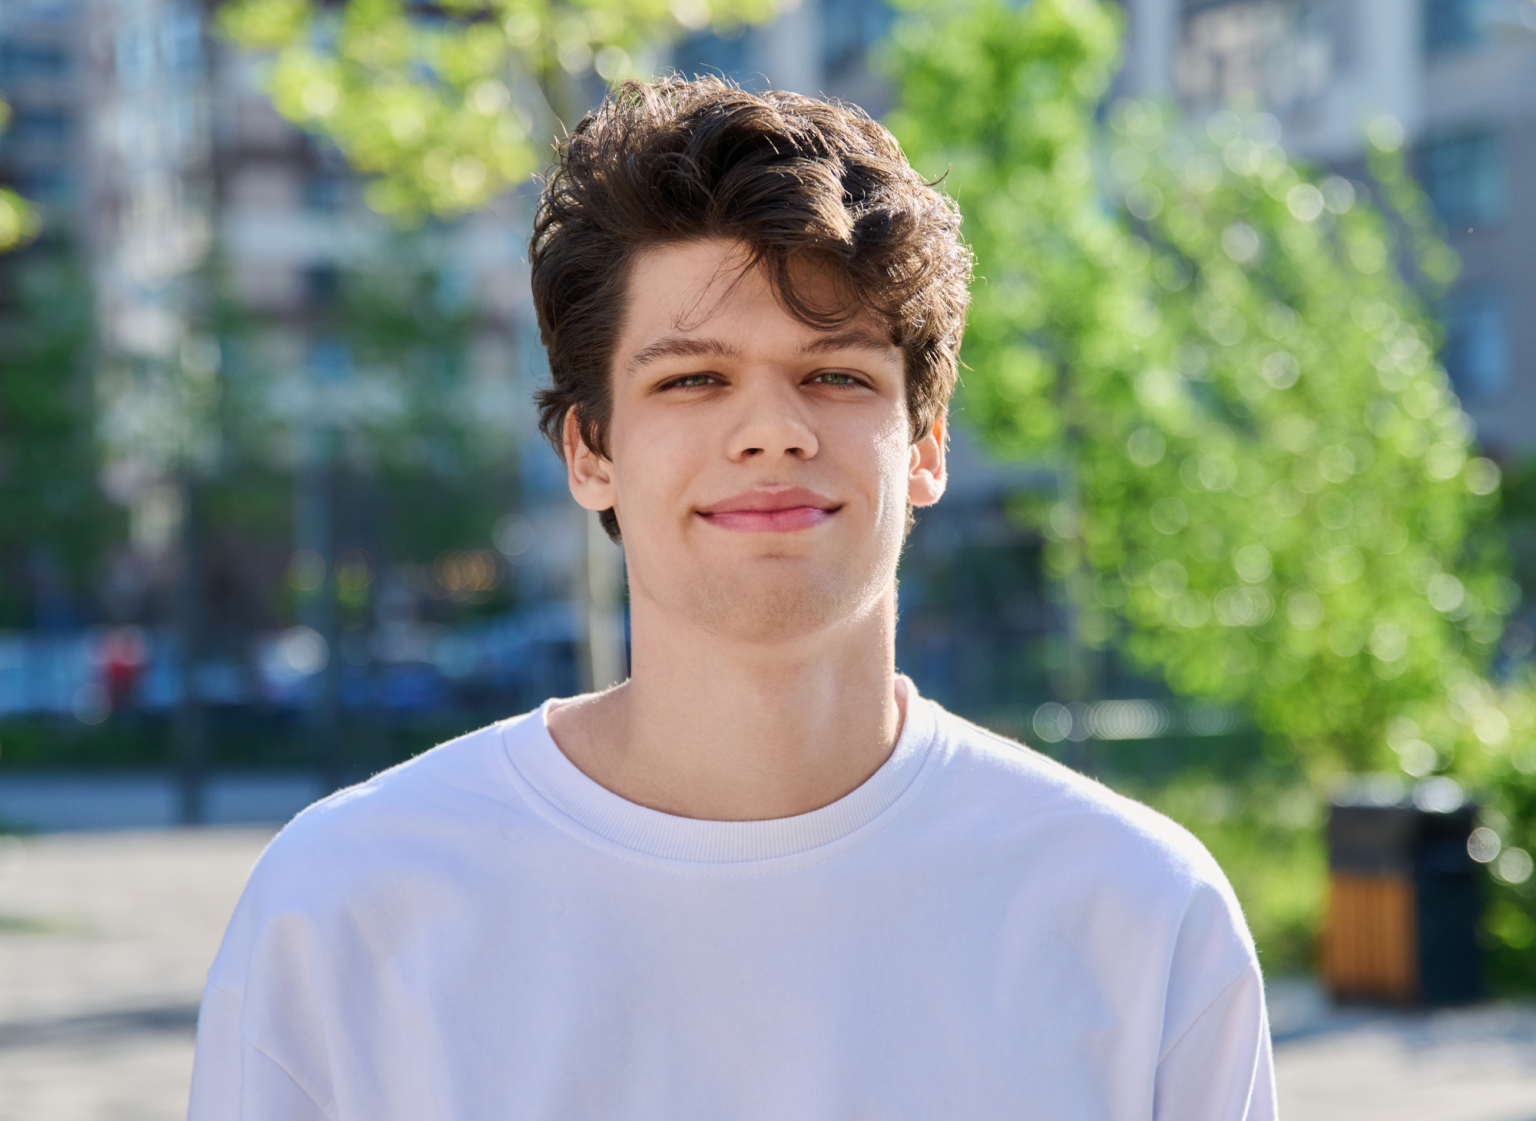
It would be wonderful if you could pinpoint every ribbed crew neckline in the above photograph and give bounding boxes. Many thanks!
[500,678,939,865]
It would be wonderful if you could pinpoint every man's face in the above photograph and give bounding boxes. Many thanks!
[565,238,945,644]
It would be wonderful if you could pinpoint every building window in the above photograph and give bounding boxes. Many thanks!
[307,339,353,383]
[302,175,346,212]
[115,22,156,91]
[164,2,205,77]
[0,108,73,152]
[1441,287,1508,403]
[0,40,71,81]
[1424,0,1483,53]
[17,171,73,204]
[1176,0,1341,121]
[1418,132,1503,227]
[304,264,343,308]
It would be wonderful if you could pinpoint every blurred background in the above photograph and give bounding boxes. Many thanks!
[2,0,1536,1116]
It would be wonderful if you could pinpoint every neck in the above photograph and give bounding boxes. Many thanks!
[546,586,904,821]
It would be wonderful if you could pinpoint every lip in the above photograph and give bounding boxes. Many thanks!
[696,487,841,533]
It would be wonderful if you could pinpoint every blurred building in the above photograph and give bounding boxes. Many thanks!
[671,0,895,112]
[0,2,81,210]
[1,0,213,486]
[1,0,538,514]
[0,0,574,753]
[1119,0,1536,458]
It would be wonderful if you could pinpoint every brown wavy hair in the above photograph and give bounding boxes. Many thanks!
[530,76,973,539]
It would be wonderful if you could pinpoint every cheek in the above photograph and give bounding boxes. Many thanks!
[867,417,917,519]
[609,412,704,512]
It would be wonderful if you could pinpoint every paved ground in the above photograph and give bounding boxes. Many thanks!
[1270,983,1536,1120]
[0,829,271,1121]
[3,829,1536,1120]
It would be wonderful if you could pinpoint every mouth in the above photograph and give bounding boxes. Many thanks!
[696,487,841,533]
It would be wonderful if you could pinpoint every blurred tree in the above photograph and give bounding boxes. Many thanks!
[0,97,98,627]
[883,0,1529,781]
[215,234,519,580]
[0,253,108,627]
[218,0,784,220]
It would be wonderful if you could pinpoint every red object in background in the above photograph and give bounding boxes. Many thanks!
[99,626,148,709]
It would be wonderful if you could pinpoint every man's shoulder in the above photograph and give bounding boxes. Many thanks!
[208,711,544,993]
[311,712,526,817]
[924,702,1256,979]
[245,712,538,898]
[925,703,1231,896]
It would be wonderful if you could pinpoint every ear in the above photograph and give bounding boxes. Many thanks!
[908,415,946,508]
[563,409,617,513]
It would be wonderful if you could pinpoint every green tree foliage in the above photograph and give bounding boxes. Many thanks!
[1476,756,1536,988]
[884,0,1530,781]
[0,99,99,626]
[218,0,783,218]
[0,254,111,626]
[214,237,521,578]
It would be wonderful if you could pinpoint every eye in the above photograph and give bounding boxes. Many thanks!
[809,370,863,387]
[664,373,719,389]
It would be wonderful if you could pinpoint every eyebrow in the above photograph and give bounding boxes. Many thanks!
[625,336,742,376]
[796,328,897,356]
[625,328,896,376]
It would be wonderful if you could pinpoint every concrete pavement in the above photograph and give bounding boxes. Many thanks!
[0,828,269,1121]
[4,828,1536,1120]
[1269,980,1536,1120]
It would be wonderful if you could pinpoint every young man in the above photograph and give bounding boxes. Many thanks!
[190,78,1276,1119]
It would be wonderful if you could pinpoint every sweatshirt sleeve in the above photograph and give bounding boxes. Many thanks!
[188,982,334,1121]
[1153,964,1277,1121]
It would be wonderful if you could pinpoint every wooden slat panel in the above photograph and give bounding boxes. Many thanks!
[1322,872,1417,1003]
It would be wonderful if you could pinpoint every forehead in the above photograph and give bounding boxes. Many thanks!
[617,238,889,351]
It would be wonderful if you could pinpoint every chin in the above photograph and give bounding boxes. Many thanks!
[684,557,890,645]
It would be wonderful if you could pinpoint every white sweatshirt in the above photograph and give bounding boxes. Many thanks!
[189,683,1277,1120]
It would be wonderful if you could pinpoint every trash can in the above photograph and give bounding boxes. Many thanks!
[1322,786,1481,1005]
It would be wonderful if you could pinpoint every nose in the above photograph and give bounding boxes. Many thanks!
[724,376,819,462]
